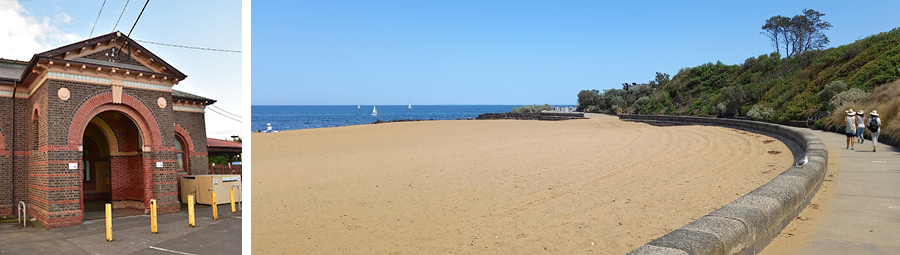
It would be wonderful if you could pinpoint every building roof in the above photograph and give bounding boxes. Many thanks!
[207,138,242,154]
[0,59,27,81]
[36,31,187,80]
[207,138,242,148]
[173,89,217,105]
[2,33,217,105]
[73,57,154,73]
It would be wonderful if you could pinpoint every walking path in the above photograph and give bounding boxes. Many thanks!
[789,128,900,254]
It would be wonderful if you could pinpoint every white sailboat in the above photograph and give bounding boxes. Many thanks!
[371,105,377,116]
[357,105,360,109]
[408,103,411,109]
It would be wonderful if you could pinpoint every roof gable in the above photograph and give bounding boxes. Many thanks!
[36,31,186,80]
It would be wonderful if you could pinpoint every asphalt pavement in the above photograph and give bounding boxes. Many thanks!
[0,203,241,255]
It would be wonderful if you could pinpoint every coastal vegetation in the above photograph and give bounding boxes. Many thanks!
[575,73,667,114]
[823,80,900,145]
[577,24,900,144]
[511,104,554,113]
[578,27,900,121]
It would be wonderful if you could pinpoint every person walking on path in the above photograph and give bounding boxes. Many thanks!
[844,109,857,150]
[856,110,866,144]
[867,110,882,152]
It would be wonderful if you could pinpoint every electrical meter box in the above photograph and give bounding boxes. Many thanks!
[185,175,242,205]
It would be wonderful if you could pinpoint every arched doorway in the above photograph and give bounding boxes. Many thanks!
[49,91,177,228]
[81,111,146,219]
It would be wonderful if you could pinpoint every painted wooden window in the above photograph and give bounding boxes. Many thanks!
[175,134,188,172]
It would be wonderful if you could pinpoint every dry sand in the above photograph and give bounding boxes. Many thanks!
[252,116,793,254]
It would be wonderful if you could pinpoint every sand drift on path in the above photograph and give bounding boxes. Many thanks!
[252,117,793,254]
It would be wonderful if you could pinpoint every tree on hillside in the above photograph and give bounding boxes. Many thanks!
[649,72,670,89]
[761,9,832,58]
[761,15,791,56]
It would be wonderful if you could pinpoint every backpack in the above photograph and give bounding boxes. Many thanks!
[868,117,879,132]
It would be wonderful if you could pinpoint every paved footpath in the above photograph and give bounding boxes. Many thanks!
[792,128,900,254]
[0,203,241,255]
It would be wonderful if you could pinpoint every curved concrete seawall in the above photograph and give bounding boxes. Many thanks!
[619,115,828,255]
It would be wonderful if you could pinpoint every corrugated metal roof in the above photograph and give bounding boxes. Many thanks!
[207,138,242,148]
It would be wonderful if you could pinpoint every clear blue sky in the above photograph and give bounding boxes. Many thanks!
[2,0,242,139]
[253,1,899,106]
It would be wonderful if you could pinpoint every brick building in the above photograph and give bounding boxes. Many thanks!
[0,31,215,228]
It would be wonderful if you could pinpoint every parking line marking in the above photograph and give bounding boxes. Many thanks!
[235,216,242,219]
[149,246,197,255]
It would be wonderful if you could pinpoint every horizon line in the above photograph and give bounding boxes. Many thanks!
[252,103,578,106]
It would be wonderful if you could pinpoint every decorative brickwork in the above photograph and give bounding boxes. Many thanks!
[173,124,195,153]
[65,90,162,148]
[0,33,213,229]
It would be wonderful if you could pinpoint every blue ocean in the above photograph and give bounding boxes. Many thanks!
[252,105,573,131]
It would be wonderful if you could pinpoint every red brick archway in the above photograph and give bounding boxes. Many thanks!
[68,92,162,148]
[67,92,163,218]
[173,124,195,154]
[173,124,194,199]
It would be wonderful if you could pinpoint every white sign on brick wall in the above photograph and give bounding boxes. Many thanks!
[69,163,78,170]
[156,162,163,168]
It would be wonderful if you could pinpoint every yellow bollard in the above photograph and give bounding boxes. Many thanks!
[188,195,195,227]
[212,191,218,220]
[105,203,112,241]
[150,199,158,234]
[230,188,236,213]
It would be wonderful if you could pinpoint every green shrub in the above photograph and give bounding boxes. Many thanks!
[746,104,774,120]
[827,88,869,111]
[633,96,651,113]
[721,85,749,116]
[209,155,230,165]
[511,104,554,113]
[817,80,848,103]
[814,118,825,130]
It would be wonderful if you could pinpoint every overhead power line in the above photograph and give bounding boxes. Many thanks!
[112,0,130,32]
[208,105,242,118]
[207,107,242,123]
[115,0,147,62]
[126,0,149,38]
[89,0,106,38]
[134,40,242,53]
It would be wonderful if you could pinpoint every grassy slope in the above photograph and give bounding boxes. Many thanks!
[640,28,900,122]
[823,80,900,146]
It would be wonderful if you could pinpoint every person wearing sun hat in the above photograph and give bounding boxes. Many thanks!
[856,109,866,144]
[867,110,881,152]
[844,109,856,150]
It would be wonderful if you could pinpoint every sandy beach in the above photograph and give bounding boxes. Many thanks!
[252,116,793,254]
